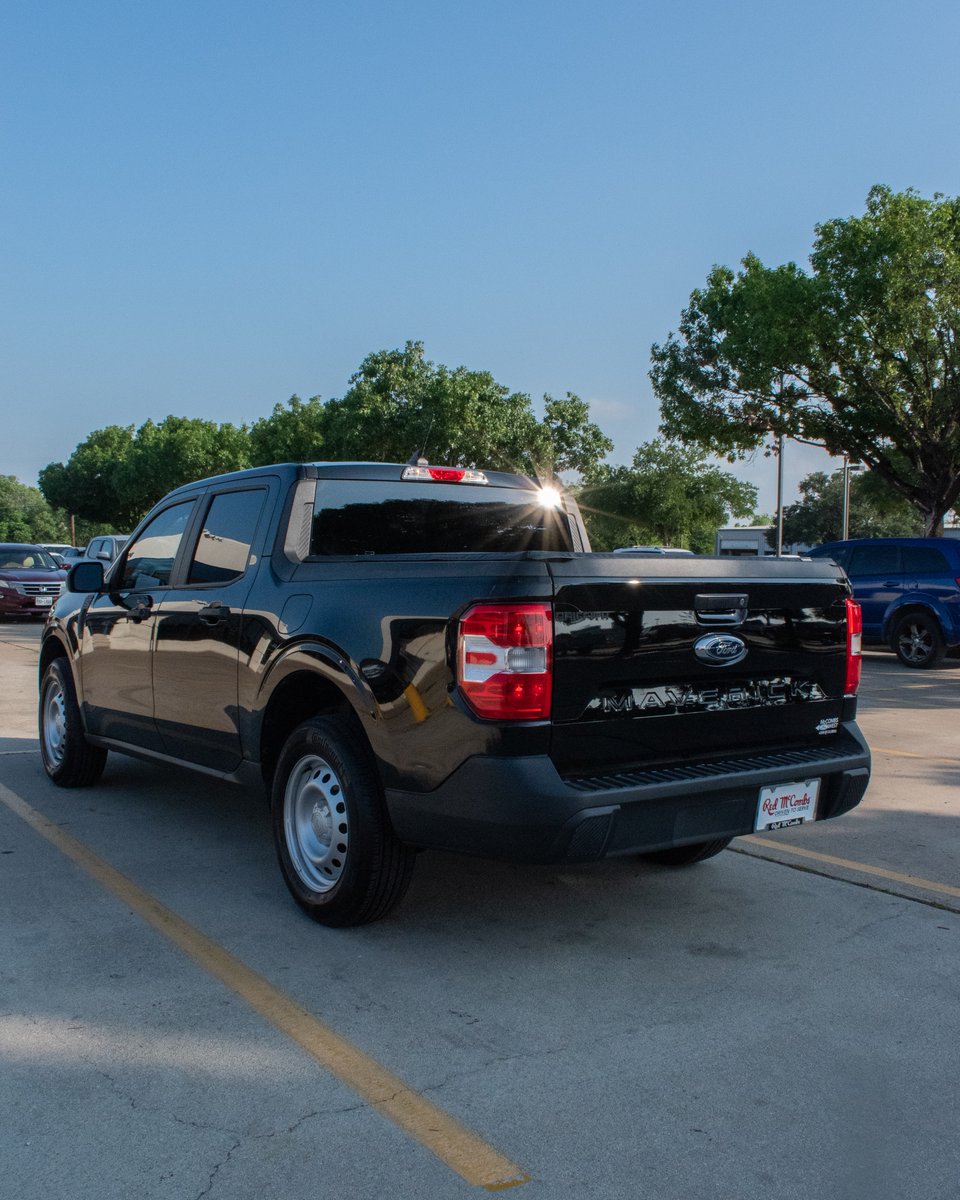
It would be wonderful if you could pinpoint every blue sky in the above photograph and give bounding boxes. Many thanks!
[3,0,959,513]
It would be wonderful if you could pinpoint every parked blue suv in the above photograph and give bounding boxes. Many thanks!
[808,537,960,668]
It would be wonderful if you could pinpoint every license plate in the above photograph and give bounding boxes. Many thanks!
[35,595,53,607]
[756,779,820,832]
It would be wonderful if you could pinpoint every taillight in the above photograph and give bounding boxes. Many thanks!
[458,603,553,720]
[845,598,862,696]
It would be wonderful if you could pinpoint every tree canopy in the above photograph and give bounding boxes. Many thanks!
[652,186,960,534]
[780,470,924,547]
[249,395,326,466]
[40,417,249,530]
[319,342,613,475]
[37,343,613,527]
[0,476,64,543]
[577,439,758,553]
[39,425,137,528]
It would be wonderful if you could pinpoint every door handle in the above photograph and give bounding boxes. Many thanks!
[125,595,154,622]
[198,602,230,625]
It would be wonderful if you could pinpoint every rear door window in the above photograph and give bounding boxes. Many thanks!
[847,545,901,577]
[187,489,266,584]
[901,546,950,574]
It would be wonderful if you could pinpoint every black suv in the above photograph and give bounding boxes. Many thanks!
[808,537,960,667]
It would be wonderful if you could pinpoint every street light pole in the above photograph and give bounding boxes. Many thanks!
[775,433,785,557]
[841,453,851,540]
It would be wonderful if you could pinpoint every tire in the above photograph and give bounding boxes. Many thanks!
[39,658,107,787]
[892,612,946,669]
[271,714,415,927]
[641,837,733,866]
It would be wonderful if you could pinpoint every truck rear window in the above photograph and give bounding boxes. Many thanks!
[310,479,574,555]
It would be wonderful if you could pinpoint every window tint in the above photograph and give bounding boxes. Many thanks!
[847,545,901,577]
[119,501,195,590]
[901,546,950,574]
[310,480,574,555]
[188,489,266,584]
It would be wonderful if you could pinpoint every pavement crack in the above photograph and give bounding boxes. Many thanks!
[195,1138,242,1200]
[837,908,907,944]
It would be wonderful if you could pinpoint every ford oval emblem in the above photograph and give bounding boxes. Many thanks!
[694,633,748,667]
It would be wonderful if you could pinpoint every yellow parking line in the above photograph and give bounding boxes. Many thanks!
[0,785,528,1191]
[744,835,960,900]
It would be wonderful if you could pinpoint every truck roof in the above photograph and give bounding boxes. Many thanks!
[161,461,548,498]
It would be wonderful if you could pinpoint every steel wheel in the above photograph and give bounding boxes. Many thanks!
[41,674,68,771]
[283,753,350,893]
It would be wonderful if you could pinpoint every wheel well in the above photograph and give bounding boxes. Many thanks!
[38,636,69,679]
[259,671,356,786]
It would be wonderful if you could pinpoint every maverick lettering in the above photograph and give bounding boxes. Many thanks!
[587,677,827,717]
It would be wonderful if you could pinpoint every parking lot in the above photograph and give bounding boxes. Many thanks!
[1,621,958,1199]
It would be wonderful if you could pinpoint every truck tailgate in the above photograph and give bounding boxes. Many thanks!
[548,556,853,777]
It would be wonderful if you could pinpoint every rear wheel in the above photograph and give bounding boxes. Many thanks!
[271,714,415,927]
[39,658,107,786]
[892,612,946,669]
[641,837,733,866]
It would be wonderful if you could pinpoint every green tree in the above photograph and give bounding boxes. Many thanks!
[114,416,250,521]
[39,425,136,528]
[652,186,960,535]
[320,342,612,475]
[249,395,326,465]
[780,470,925,546]
[40,417,251,529]
[0,476,66,542]
[577,439,757,552]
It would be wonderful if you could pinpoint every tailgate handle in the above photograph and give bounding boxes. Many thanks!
[694,593,748,625]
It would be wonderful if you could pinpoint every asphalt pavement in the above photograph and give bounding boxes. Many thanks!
[1,623,958,1200]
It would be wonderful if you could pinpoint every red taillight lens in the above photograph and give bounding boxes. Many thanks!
[845,598,862,696]
[428,467,464,482]
[458,603,553,720]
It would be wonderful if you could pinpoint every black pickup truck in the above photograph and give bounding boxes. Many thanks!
[39,462,870,925]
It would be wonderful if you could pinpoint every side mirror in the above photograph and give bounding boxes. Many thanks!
[68,561,105,594]
[97,550,112,561]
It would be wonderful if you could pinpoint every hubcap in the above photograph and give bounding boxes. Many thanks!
[283,754,349,893]
[42,680,67,768]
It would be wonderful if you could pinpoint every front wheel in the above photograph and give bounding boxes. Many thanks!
[271,714,415,927]
[39,658,107,787]
[641,837,733,866]
[892,612,946,669]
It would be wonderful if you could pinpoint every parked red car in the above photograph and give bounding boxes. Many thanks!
[0,544,65,618]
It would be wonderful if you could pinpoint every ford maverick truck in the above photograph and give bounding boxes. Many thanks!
[39,462,870,925]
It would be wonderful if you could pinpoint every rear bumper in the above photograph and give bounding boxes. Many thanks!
[385,722,871,864]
